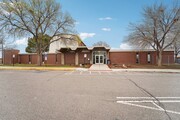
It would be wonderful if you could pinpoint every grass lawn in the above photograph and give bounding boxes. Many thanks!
[0,64,76,68]
[0,64,91,68]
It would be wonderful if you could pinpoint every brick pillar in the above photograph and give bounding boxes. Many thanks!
[61,53,64,65]
[90,51,93,64]
[75,52,79,65]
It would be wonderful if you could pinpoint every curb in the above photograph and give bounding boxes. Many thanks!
[0,67,76,71]
[0,67,180,73]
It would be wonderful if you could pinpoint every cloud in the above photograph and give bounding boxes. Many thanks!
[119,43,132,49]
[99,17,112,21]
[79,33,96,40]
[101,28,111,31]
[75,22,80,25]
[15,37,28,45]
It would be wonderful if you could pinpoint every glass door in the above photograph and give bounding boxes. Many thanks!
[95,55,104,64]
[99,55,104,64]
[95,55,99,64]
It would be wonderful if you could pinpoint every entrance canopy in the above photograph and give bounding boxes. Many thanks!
[58,46,111,65]
[89,46,110,64]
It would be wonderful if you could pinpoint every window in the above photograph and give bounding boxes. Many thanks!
[28,55,31,63]
[147,53,151,63]
[56,54,58,63]
[136,53,139,63]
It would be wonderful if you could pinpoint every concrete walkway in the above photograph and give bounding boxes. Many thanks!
[0,66,180,73]
[112,69,180,73]
[89,64,111,71]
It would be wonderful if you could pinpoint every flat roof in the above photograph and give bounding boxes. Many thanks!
[88,46,111,50]
[109,49,174,52]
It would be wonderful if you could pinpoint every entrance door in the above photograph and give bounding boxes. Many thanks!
[95,55,104,64]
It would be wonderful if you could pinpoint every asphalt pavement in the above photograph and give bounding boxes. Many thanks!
[0,70,180,120]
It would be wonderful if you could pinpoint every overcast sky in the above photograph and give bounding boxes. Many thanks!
[6,0,175,53]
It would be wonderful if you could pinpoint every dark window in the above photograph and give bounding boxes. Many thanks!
[28,55,31,63]
[136,53,139,63]
[147,53,151,63]
[93,52,95,64]
[56,54,58,63]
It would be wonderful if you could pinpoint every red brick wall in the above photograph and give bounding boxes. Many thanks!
[162,51,174,64]
[64,52,75,65]
[31,54,37,64]
[139,52,147,64]
[109,52,136,65]
[109,51,174,65]
[78,52,91,64]
[4,50,19,64]
[19,54,29,64]
[46,53,61,65]
[18,53,61,65]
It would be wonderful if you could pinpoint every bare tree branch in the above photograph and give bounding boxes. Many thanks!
[0,0,75,65]
[125,2,180,66]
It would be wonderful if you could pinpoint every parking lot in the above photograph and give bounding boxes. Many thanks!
[0,70,180,120]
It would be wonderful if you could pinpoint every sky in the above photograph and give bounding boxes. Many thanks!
[1,0,176,55]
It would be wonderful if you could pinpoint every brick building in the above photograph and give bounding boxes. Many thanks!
[2,34,174,65]
[3,48,174,66]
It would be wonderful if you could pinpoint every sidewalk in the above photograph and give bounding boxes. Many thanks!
[0,66,180,73]
[112,69,180,73]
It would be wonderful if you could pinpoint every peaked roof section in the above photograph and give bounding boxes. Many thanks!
[54,34,86,47]
[74,35,86,47]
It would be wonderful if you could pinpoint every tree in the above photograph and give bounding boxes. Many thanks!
[93,41,110,48]
[125,3,180,66]
[26,34,51,53]
[0,0,75,65]
[0,36,4,64]
[174,36,180,63]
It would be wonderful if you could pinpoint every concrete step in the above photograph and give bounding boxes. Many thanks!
[89,64,112,71]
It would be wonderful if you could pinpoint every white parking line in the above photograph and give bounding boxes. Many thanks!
[117,100,180,103]
[116,97,180,99]
[117,101,180,115]
[116,97,180,115]
[89,71,92,75]
[152,102,164,110]
[80,71,83,75]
